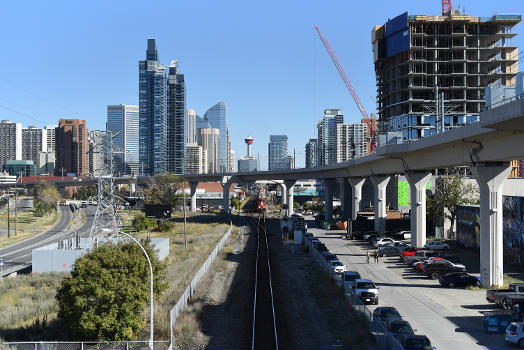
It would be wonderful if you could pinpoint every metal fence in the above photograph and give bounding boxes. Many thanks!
[167,221,232,349]
[0,341,170,350]
[305,235,405,350]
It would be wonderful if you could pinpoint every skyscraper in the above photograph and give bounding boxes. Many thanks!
[0,120,22,171]
[204,102,228,172]
[22,126,47,168]
[167,60,186,175]
[45,125,57,152]
[139,39,167,175]
[107,104,140,175]
[305,138,318,168]
[199,128,220,173]
[186,109,197,145]
[317,109,343,166]
[268,135,289,171]
[55,119,88,176]
[88,130,105,176]
[336,122,369,162]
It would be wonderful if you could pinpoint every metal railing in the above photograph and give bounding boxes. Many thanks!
[0,341,170,350]
[304,235,405,350]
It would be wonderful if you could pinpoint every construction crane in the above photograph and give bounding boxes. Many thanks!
[442,0,452,15]
[313,25,376,153]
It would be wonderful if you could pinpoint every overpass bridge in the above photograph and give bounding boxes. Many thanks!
[184,98,524,288]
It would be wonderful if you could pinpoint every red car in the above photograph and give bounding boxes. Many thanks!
[400,247,427,260]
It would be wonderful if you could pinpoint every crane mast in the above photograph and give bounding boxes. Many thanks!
[313,25,376,152]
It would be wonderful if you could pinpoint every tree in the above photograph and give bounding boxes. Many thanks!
[56,238,167,340]
[35,180,61,206]
[143,173,183,207]
[427,172,479,236]
[231,197,240,210]
[73,185,97,200]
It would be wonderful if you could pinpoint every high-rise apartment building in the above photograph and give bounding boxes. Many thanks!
[186,109,197,145]
[45,125,57,152]
[0,120,22,171]
[373,11,520,140]
[139,39,168,175]
[22,126,47,168]
[167,60,186,175]
[185,143,208,174]
[55,119,88,176]
[317,109,343,166]
[268,135,289,171]
[88,130,105,176]
[107,104,140,175]
[336,122,369,162]
[305,138,318,168]
[199,128,220,173]
[229,149,235,172]
[204,102,228,172]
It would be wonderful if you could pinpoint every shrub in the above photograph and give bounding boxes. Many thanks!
[157,220,174,232]
[132,214,157,232]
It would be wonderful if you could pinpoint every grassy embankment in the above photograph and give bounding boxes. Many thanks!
[0,207,59,249]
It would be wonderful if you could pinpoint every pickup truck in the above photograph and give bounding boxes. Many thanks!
[486,283,524,309]
[353,279,379,305]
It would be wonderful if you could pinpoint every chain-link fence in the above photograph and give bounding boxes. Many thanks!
[0,341,170,350]
[305,234,405,350]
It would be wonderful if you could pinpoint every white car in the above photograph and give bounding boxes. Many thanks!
[329,260,346,274]
[425,241,450,251]
[375,237,395,247]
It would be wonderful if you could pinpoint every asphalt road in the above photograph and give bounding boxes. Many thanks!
[0,205,97,276]
[308,219,513,350]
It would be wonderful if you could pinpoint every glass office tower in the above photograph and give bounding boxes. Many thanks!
[167,60,186,175]
[204,102,228,172]
[139,39,167,175]
[268,135,289,171]
[107,104,140,175]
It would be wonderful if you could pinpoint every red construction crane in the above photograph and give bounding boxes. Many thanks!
[313,25,376,153]
[442,0,452,15]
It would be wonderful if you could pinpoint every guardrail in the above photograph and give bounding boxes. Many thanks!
[167,219,233,350]
[0,340,170,350]
[304,235,405,350]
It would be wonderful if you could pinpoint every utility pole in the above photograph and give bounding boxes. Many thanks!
[183,182,187,252]
[6,191,10,238]
[14,187,18,237]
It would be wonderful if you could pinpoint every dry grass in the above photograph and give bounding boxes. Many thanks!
[0,210,58,249]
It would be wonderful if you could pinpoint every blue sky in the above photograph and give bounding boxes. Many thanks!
[0,0,522,169]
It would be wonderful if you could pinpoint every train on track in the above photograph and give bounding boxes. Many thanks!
[257,198,267,212]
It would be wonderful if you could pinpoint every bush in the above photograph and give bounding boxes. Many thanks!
[157,220,174,232]
[132,214,157,232]
[33,198,55,217]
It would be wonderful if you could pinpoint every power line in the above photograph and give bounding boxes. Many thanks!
[0,103,47,125]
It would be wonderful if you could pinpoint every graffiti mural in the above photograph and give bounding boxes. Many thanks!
[503,196,524,265]
[456,205,480,250]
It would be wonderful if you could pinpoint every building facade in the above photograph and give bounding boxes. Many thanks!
[22,126,47,169]
[0,120,22,171]
[167,60,186,175]
[199,128,220,173]
[185,143,208,174]
[45,125,57,152]
[336,122,369,162]
[204,102,228,172]
[107,104,140,175]
[55,119,88,176]
[87,130,105,176]
[317,109,343,166]
[268,135,289,171]
[5,160,37,176]
[139,39,168,175]
[186,109,197,145]
[38,151,55,175]
[305,138,318,168]
[373,11,520,140]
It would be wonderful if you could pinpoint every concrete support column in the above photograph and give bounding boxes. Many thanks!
[472,162,512,288]
[370,175,390,233]
[406,172,432,247]
[284,180,296,217]
[324,179,336,221]
[189,182,198,212]
[221,176,233,213]
[279,183,287,207]
[348,177,365,221]
[340,179,352,221]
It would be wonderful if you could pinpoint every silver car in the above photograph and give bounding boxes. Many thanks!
[505,322,524,347]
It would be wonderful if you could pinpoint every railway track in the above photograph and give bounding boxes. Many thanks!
[246,198,279,350]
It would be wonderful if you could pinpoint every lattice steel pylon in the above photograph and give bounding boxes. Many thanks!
[88,130,127,241]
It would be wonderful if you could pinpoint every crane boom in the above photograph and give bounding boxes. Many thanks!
[313,25,376,152]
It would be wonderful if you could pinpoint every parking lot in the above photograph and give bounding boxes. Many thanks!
[307,220,516,350]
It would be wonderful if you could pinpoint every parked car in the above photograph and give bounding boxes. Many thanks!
[353,279,379,304]
[505,322,524,347]
[363,231,378,240]
[386,320,416,343]
[404,250,441,266]
[400,246,427,259]
[373,307,403,324]
[486,283,524,309]
[378,246,400,257]
[424,261,466,279]
[374,237,395,247]
[393,230,411,240]
[329,260,346,274]
[402,335,435,350]
[425,240,450,251]
[323,252,337,262]
[59,199,67,206]
[343,271,361,289]
[439,272,480,288]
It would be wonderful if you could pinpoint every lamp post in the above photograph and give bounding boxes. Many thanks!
[183,182,187,252]
[119,231,154,349]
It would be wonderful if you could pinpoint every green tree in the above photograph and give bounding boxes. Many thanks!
[73,185,97,200]
[231,197,240,210]
[428,172,479,235]
[143,173,183,207]
[35,180,61,206]
[56,239,167,340]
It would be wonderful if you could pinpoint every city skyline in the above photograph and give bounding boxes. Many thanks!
[0,1,522,169]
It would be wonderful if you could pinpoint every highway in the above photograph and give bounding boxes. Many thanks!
[0,205,96,276]
[308,221,513,350]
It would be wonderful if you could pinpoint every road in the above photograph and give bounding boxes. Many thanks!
[0,205,96,276]
[308,219,513,350]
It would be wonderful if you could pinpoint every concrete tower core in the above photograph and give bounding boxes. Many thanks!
[245,136,254,158]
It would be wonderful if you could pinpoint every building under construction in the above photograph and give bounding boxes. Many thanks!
[372,10,520,140]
